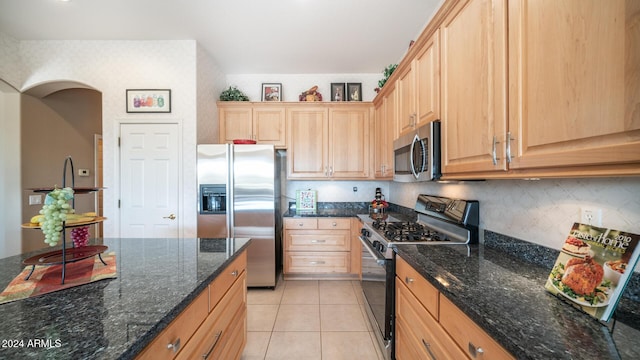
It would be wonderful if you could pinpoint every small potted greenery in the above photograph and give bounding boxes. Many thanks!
[375,64,398,93]
[219,86,249,101]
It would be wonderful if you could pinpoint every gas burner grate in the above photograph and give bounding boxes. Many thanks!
[383,221,448,243]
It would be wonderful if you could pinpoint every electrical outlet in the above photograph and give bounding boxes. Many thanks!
[581,207,602,226]
[78,169,90,177]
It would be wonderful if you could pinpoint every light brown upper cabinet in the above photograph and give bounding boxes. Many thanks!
[440,0,508,176]
[506,0,640,176]
[218,102,286,148]
[440,0,640,179]
[374,83,397,179]
[397,64,416,136]
[396,31,441,138]
[415,30,441,127]
[287,103,371,179]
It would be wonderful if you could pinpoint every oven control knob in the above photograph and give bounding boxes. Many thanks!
[360,228,370,237]
[372,240,380,248]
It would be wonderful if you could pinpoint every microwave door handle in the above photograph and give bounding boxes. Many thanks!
[409,134,420,179]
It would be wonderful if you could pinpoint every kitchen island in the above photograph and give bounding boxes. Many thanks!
[0,237,250,359]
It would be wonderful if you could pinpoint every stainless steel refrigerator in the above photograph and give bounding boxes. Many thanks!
[197,144,281,287]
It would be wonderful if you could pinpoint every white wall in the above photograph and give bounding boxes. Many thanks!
[0,81,21,258]
[18,39,201,237]
[225,74,380,102]
[389,178,640,250]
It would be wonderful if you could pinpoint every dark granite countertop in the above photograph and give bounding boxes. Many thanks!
[394,244,640,360]
[0,237,251,360]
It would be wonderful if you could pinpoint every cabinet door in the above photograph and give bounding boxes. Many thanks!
[440,0,508,175]
[415,29,440,126]
[374,102,386,178]
[397,65,416,136]
[328,106,370,178]
[373,101,394,179]
[253,106,286,148]
[219,106,253,143]
[287,107,328,178]
[396,279,467,360]
[508,0,640,171]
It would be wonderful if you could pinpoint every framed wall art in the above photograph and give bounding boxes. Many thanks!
[347,83,362,101]
[331,83,346,102]
[261,83,282,101]
[126,89,171,113]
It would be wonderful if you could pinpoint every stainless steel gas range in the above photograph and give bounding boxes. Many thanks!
[358,194,479,360]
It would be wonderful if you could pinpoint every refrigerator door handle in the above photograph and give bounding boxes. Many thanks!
[226,144,234,237]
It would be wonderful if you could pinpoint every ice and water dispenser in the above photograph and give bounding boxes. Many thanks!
[199,185,226,214]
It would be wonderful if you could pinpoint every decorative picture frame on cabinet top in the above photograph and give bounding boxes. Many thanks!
[331,83,346,102]
[126,89,171,113]
[261,83,282,102]
[347,83,362,101]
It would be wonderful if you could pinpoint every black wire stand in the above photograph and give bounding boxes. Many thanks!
[22,156,107,284]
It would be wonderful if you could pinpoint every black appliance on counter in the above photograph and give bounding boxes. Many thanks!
[358,194,479,360]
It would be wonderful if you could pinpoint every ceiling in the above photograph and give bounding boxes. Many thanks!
[0,0,442,75]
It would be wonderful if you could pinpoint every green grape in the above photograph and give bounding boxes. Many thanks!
[39,188,74,247]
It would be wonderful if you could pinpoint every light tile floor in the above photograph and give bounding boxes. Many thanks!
[242,278,383,360]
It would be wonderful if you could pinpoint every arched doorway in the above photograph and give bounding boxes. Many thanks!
[20,81,103,253]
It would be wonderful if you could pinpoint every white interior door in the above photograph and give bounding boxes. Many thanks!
[120,123,179,238]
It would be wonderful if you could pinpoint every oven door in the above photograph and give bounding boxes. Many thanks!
[359,236,394,360]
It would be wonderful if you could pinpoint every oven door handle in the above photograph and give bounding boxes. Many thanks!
[359,236,387,265]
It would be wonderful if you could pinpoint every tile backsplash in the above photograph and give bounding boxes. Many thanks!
[390,177,640,251]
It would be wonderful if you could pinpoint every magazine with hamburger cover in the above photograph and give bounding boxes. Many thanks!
[544,222,640,321]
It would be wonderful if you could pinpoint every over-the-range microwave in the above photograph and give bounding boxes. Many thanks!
[393,120,441,182]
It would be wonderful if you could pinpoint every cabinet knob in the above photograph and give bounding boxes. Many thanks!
[311,240,326,243]
[298,222,304,227]
[468,342,485,358]
[231,270,238,277]
[405,277,414,284]
[331,222,337,227]
[167,338,181,353]
[309,261,326,265]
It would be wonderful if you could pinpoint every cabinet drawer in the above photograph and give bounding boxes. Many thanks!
[285,231,351,251]
[284,218,318,229]
[317,218,351,230]
[396,280,467,360]
[136,289,209,360]
[209,251,247,312]
[176,273,246,360]
[284,252,350,273]
[440,295,515,360]
[396,255,439,319]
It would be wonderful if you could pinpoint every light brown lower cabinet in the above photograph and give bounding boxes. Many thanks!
[136,251,247,360]
[283,217,360,279]
[395,255,514,360]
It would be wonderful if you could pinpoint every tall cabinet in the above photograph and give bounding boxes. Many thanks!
[440,0,508,175]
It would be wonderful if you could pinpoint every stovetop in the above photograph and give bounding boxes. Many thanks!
[371,220,450,243]
[359,194,479,259]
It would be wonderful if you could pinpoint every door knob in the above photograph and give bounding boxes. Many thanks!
[163,214,176,220]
